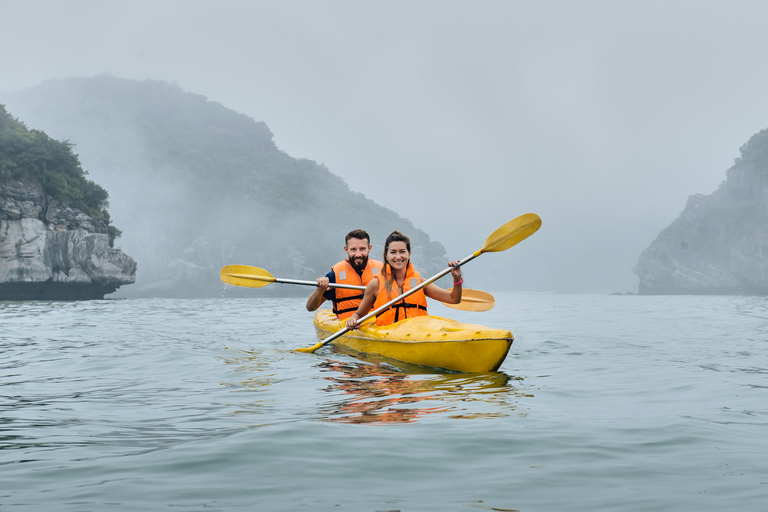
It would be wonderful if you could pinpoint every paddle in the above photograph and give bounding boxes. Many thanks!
[294,213,542,354]
[220,264,495,311]
[220,264,364,291]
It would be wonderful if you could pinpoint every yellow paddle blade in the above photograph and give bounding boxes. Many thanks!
[440,288,495,312]
[294,341,323,354]
[220,265,276,288]
[480,213,542,254]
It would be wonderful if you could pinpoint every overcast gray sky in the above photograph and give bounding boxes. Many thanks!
[3,0,768,292]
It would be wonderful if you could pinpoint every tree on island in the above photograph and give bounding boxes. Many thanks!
[0,104,120,244]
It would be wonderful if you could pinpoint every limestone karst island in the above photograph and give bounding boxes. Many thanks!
[0,105,136,300]
[635,127,768,295]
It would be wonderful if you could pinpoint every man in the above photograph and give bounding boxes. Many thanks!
[306,229,384,319]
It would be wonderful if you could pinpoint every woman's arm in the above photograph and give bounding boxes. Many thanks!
[424,261,463,304]
[345,277,379,329]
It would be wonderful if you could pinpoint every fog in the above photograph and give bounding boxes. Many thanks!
[3,0,768,293]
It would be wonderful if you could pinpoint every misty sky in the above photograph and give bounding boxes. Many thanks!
[3,0,768,292]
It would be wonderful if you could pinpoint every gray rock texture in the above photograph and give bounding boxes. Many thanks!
[0,179,136,300]
[634,128,768,294]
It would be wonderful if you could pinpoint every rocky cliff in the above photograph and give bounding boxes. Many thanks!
[634,128,768,294]
[0,179,136,300]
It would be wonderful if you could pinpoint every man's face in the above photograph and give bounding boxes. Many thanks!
[345,237,371,272]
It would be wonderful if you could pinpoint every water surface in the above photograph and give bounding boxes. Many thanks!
[2,294,767,510]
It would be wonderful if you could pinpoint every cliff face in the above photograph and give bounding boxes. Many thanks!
[634,128,768,294]
[0,179,136,300]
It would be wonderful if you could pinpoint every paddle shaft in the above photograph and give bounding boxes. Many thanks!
[228,272,365,290]
[274,277,364,291]
[316,252,478,348]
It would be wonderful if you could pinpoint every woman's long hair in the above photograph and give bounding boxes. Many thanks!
[381,231,411,297]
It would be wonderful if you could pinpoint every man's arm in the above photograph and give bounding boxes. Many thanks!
[306,271,335,311]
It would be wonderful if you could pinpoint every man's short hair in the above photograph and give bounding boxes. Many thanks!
[345,229,370,246]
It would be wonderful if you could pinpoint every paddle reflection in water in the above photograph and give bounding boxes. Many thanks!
[316,358,531,425]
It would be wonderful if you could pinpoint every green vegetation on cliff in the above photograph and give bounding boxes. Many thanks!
[0,104,117,235]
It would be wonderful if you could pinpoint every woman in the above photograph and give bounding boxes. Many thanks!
[345,231,463,329]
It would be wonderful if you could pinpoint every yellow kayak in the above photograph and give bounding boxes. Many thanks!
[313,309,514,373]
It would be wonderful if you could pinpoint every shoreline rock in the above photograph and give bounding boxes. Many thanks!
[0,179,136,300]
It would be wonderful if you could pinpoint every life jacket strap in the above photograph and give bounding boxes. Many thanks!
[332,293,364,315]
[391,302,427,322]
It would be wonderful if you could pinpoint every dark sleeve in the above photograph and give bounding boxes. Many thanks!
[323,270,335,301]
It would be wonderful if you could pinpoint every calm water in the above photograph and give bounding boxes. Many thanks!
[1,293,767,511]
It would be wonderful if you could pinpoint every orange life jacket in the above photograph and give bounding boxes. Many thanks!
[373,262,428,326]
[331,259,384,319]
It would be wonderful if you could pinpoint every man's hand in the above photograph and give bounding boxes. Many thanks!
[306,277,330,312]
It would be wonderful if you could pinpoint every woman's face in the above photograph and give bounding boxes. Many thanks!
[386,241,410,270]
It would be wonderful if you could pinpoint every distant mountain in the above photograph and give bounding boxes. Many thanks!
[3,76,447,297]
[634,127,768,294]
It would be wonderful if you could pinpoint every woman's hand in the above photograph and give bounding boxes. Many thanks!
[449,261,462,284]
[346,313,360,330]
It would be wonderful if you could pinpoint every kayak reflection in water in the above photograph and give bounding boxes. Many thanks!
[316,359,518,425]
[318,360,446,424]
[346,231,463,329]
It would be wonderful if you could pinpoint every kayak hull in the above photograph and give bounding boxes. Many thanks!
[313,309,513,373]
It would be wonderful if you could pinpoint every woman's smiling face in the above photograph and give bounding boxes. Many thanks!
[386,241,410,270]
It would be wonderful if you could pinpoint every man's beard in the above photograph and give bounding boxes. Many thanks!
[349,254,368,272]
